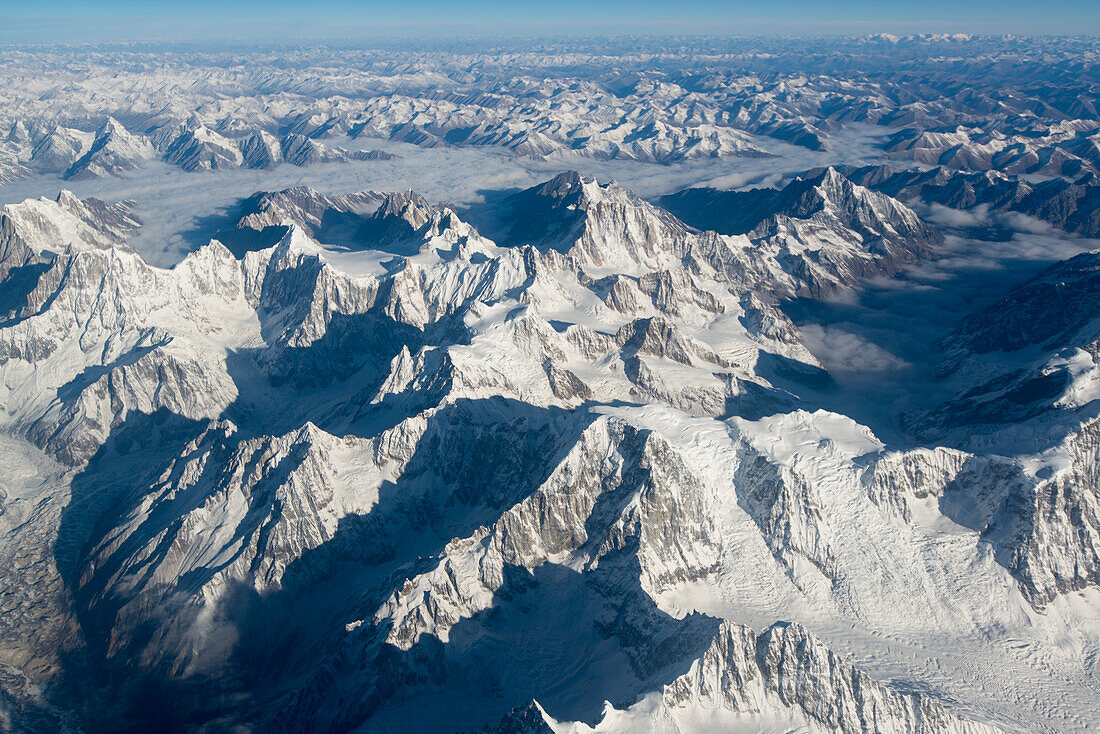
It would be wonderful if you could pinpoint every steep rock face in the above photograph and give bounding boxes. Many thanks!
[738,291,802,345]
[500,171,694,272]
[0,210,512,464]
[866,433,1100,609]
[63,118,154,180]
[258,413,728,733]
[745,167,940,255]
[661,167,942,295]
[371,417,721,652]
[487,621,1003,734]
[239,130,283,169]
[0,240,249,463]
[5,37,1100,734]
[164,125,243,171]
[0,190,145,383]
[0,123,32,184]
[76,420,378,674]
[1005,419,1100,606]
[240,229,379,348]
[0,175,1093,733]
[734,447,840,585]
[354,190,439,250]
[236,186,384,235]
[609,317,749,417]
[278,133,346,165]
[503,169,941,302]
[0,215,44,288]
[0,159,30,185]
[661,621,1000,734]
[29,127,94,173]
[0,190,140,254]
[73,396,588,688]
[840,160,1100,237]
[594,269,723,323]
[865,446,974,521]
[279,406,1036,733]
[496,173,773,301]
[232,180,809,375]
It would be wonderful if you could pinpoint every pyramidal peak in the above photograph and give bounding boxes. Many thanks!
[54,188,82,210]
[372,189,435,230]
[273,221,325,258]
[95,116,127,138]
[533,170,591,200]
[532,170,640,210]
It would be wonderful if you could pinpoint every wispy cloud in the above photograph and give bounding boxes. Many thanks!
[799,323,911,374]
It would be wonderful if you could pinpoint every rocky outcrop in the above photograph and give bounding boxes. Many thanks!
[663,621,1000,734]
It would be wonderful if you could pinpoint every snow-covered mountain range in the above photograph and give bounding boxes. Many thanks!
[1,35,1099,187]
[1,35,1099,734]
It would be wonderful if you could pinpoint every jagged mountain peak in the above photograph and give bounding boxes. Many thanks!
[29,125,93,173]
[812,163,847,187]
[529,170,644,211]
[347,189,451,252]
[63,118,154,180]
[656,168,941,295]
[6,119,30,144]
[164,124,242,171]
[0,189,141,256]
[94,115,126,138]
[662,166,936,238]
[531,170,591,200]
[5,39,1100,734]
[772,166,918,223]
[614,315,720,367]
[372,189,435,229]
[235,186,387,240]
[653,619,1002,734]
[495,172,686,265]
[240,129,283,169]
[0,170,1087,733]
[271,221,325,259]
[54,188,81,209]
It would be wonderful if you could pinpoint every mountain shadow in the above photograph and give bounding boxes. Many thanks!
[260,555,718,733]
[53,395,598,733]
[52,409,216,734]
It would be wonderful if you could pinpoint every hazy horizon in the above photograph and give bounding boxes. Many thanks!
[3,0,1099,43]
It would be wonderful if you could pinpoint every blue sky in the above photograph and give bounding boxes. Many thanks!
[2,0,1098,43]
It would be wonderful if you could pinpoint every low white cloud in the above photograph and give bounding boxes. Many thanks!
[0,122,913,267]
[799,323,911,374]
[922,202,993,230]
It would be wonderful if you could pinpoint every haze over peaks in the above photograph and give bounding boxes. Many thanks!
[5,0,1100,42]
